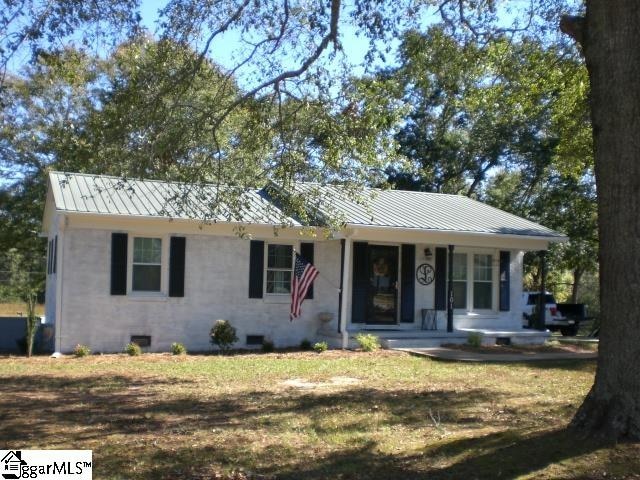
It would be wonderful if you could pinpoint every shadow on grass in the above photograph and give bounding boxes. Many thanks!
[105,429,613,480]
[519,360,597,373]
[0,374,504,440]
[272,428,612,480]
[0,374,612,479]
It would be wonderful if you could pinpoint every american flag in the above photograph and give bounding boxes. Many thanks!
[290,252,319,320]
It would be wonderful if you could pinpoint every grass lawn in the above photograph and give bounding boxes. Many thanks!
[0,302,45,317]
[0,351,637,479]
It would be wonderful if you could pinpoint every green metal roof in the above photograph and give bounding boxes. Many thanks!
[48,172,565,240]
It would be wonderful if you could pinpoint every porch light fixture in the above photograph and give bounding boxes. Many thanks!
[424,248,433,259]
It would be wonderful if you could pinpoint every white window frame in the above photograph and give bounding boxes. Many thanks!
[128,235,168,296]
[264,242,296,296]
[449,248,499,313]
[451,252,468,310]
[472,253,494,311]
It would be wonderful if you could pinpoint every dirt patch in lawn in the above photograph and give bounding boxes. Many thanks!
[281,376,361,389]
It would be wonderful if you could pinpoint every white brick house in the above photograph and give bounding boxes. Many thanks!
[42,172,566,353]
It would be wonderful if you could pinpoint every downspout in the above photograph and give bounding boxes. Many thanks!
[447,244,454,332]
[337,239,345,334]
[53,215,66,354]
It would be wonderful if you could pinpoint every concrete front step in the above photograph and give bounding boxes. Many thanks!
[317,327,551,349]
[382,337,467,349]
[380,330,550,349]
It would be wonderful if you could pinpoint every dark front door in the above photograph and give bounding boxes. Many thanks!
[367,245,399,324]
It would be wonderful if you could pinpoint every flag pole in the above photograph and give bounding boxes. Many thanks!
[293,248,341,293]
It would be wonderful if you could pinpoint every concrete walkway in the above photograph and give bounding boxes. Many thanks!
[396,347,598,362]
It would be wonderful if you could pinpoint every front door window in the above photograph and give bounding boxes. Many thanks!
[368,245,399,324]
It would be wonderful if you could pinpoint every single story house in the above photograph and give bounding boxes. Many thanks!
[42,171,566,353]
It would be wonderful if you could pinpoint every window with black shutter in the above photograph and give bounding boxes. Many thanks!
[110,233,128,295]
[169,237,186,297]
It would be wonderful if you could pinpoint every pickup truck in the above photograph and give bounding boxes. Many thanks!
[522,292,580,336]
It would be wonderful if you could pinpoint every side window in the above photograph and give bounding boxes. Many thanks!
[132,237,162,292]
[452,253,467,309]
[473,254,493,309]
[266,244,293,294]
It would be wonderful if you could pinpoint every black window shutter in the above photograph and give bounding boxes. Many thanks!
[111,233,128,295]
[434,247,447,311]
[499,250,511,311]
[400,244,415,322]
[351,242,369,323]
[300,242,315,299]
[53,235,58,274]
[248,240,264,298]
[169,237,186,297]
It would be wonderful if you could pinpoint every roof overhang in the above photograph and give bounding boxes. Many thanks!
[50,209,566,250]
[345,223,567,251]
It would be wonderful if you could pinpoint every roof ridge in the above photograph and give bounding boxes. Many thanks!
[51,172,467,198]
[49,171,260,191]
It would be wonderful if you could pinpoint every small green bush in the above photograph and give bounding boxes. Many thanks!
[299,339,312,351]
[125,342,142,356]
[467,332,483,348]
[261,339,275,353]
[313,341,328,353]
[210,319,238,353]
[73,344,91,357]
[171,342,187,355]
[355,333,380,352]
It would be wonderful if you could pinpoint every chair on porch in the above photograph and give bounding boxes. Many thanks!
[421,308,437,330]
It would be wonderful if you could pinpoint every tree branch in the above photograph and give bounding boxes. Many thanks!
[212,0,342,131]
[560,15,586,47]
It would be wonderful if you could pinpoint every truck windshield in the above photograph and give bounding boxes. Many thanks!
[527,294,555,305]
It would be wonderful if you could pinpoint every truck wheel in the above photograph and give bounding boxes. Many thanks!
[560,326,578,336]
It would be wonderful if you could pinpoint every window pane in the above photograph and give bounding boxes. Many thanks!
[134,237,162,264]
[452,253,467,280]
[474,282,492,309]
[267,245,292,269]
[133,265,161,291]
[266,270,292,294]
[453,281,467,309]
[473,254,492,281]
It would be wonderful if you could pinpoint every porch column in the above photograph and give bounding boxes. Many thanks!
[536,250,547,331]
[339,237,353,349]
[447,244,454,332]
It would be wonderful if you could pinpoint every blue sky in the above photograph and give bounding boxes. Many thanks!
[138,0,399,79]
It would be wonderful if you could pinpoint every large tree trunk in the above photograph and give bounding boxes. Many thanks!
[562,1,640,440]
[571,267,583,304]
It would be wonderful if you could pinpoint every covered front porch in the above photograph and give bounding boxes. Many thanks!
[328,225,558,348]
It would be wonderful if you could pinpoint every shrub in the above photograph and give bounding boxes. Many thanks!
[299,339,312,351]
[261,339,275,353]
[467,332,483,348]
[125,342,142,356]
[73,344,91,357]
[171,342,187,355]
[313,341,328,353]
[210,320,238,353]
[355,333,380,352]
